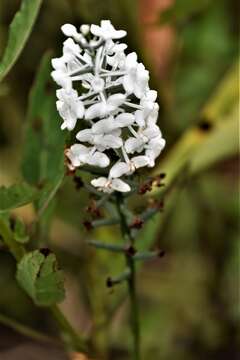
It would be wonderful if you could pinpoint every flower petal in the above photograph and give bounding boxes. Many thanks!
[109,162,129,178]
[111,179,131,192]
[115,113,135,127]
[88,152,110,168]
[135,110,145,127]
[132,155,149,168]
[92,117,117,134]
[107,93,126,107]
[76,129,93,142]
[125,137,144,154]
[91,177,108,188]
[61,24,78,37]
[85,103,106,120]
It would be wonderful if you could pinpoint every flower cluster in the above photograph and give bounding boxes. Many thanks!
[51,20,165,193]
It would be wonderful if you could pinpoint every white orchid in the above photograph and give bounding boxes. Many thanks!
[52,20,166,192]
[56,88,84,130]
[90,20,127,40]
[91,177,130,193]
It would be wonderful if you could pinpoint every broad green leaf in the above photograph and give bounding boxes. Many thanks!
[153,59,239,191]
[0,0,43,82]
[0,183,37,213]
[16,250,65,306]
[190,111,238,174]
[202,59,239,121]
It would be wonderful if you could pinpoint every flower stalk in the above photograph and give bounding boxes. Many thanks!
[115,194,141,360]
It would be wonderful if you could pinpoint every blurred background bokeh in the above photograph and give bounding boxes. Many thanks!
[0,0,239,359]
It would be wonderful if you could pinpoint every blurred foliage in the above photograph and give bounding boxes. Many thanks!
[0,0,239,359]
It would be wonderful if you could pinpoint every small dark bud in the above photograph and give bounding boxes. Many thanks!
[158,250,165,258]
[106,277,113,288]
[138,181,153,195]
[129,217,144,229]
[40,248,51,257]
[73,175,84,190]
[83,220,93,231]
[9,216,16,231]
[198,119,213,132]
[158,200,164,211]
[37,180,46,189]
[86,199,102,218]
[149,198,164,211]
[125,245,137,256]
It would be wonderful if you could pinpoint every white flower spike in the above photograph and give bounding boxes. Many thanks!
[52,20,166,193]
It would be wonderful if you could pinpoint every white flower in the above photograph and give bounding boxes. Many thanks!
[90,20,126,40]
[85,94,126,120]
[122,61,149,98]
[66,144,110,168]
[52,20,166,193]
[91,177,130,193]
[56,88,84,130]
[109,156,150,178]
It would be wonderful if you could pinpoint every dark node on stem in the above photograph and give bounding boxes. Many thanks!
[73,175,84,190]
[139,173,166,194]
[40,248,51,257]
[158,200,164,211]
[32,117,43,132]
[36,180,46,189]
[129,217,144,230]
[152,174,166,188]
[138,180,153,195]
[158,249,165,258]
[86,199,102,218]
[106,277,113,288]
[159,173,166,179]
[125,245,137,257]
[83,220,93,231]
[198,118,213,132]
[149,198,164,211]
[9,216,16,231]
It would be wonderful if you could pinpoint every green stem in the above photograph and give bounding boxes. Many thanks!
[0,312,57,344]
[0,218,86,352]
[116,195,141,360]
[50,305,86,352]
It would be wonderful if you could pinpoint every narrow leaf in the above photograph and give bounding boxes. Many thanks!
[0,0,43,81]
[21,52,66,227]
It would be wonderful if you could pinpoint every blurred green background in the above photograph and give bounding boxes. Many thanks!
[0,0,239,359]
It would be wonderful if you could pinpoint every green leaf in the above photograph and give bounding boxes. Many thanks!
[13,218,29,244]
[21,51,65,206]
[190,111,238,174]
[0,0,43,82]
[16,250,65,306]
[159,0,211,25]
[0,183,37,213]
